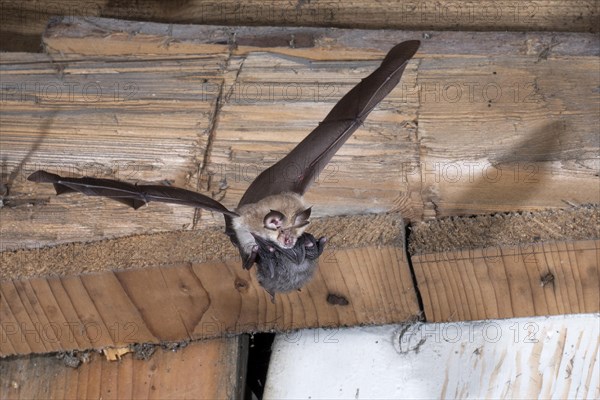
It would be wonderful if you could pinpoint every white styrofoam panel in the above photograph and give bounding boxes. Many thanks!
[264,314,600,399]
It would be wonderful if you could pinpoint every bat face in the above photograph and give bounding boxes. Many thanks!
[234,192,311,249]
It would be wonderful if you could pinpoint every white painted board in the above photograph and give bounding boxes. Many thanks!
[264,314,599,399]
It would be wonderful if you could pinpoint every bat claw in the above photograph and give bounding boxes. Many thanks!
[243,245,259,270]
[316,236,327,256]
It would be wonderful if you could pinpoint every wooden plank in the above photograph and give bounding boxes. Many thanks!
[1,1,597,52]
[264,315,600,399]
[412,239,600,322]
[0,52,227,251]
[3,20,598,252]
[0,245,419,357]
[40,17,599,59]
[416,55,600,218]
[0,337,247,400]
[1,22,425,251]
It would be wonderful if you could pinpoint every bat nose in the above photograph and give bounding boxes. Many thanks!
[279,230,296,247]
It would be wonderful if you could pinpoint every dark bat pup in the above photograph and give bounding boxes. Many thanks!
[28,40,420,301]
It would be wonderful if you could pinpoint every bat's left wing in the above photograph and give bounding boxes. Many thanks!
[28,170,238,217]
[238,40,420,206]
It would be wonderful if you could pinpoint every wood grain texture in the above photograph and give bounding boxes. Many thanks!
[0,52,227,251]
[0,245,419,356]
[417,54,600,218]
[2,19,598,252]
[413,239,600,322]
[41,18,600,60]
[0,338,246,399]
[1,1,597,51]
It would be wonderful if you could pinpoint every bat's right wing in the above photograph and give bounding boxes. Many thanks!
[238,40,420,206]
[28,170,237,217]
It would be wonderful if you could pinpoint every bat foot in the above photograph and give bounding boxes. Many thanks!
[243,245,259,270]
[316,236,327,256]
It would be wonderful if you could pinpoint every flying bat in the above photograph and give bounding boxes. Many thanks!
[28,40,420,301]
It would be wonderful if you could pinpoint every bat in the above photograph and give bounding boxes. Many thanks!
[28,40,420,301]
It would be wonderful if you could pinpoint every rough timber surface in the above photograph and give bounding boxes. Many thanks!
[409,204,599,254]
[0,213,405,280]
[1,1,598,51]
[0,244,419,357]
[0,338,247,400]
[413,239,599,322]
[410,206,599,322]
[2,18,598,252]
[0,51,227,251]
[409,205,600,322]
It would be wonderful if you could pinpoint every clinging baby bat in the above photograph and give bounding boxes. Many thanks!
[28,40,421,301]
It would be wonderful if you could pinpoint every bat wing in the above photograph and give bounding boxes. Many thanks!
[28,170,238,217]
[238,40,420,206]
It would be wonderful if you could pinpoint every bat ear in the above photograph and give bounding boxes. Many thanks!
[264,210,285,230]
[294,207,312,228]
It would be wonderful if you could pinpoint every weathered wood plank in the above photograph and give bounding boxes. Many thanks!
[0,245,419,357]
[0,53,227,251]
[0,338,246,400]
[1,1,597,52]
[2,20,598,252]
[416,55,600,218]
[40,18,599,59]
[412,239,600,322]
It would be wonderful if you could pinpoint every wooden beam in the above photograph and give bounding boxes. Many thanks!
[0,242,419,357]
[44,19,600,219]
[2,19,598,252]
[410,206,599,321]
[40,17,600,59]
[1,1,597,51]
[0,338,247,399]
[412,239,599,322]
[416,54,600,218]
[0,51,227,251]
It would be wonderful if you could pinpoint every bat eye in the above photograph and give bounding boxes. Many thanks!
[264,210,285,230]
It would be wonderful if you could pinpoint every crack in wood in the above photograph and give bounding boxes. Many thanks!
[192,53,247,229]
